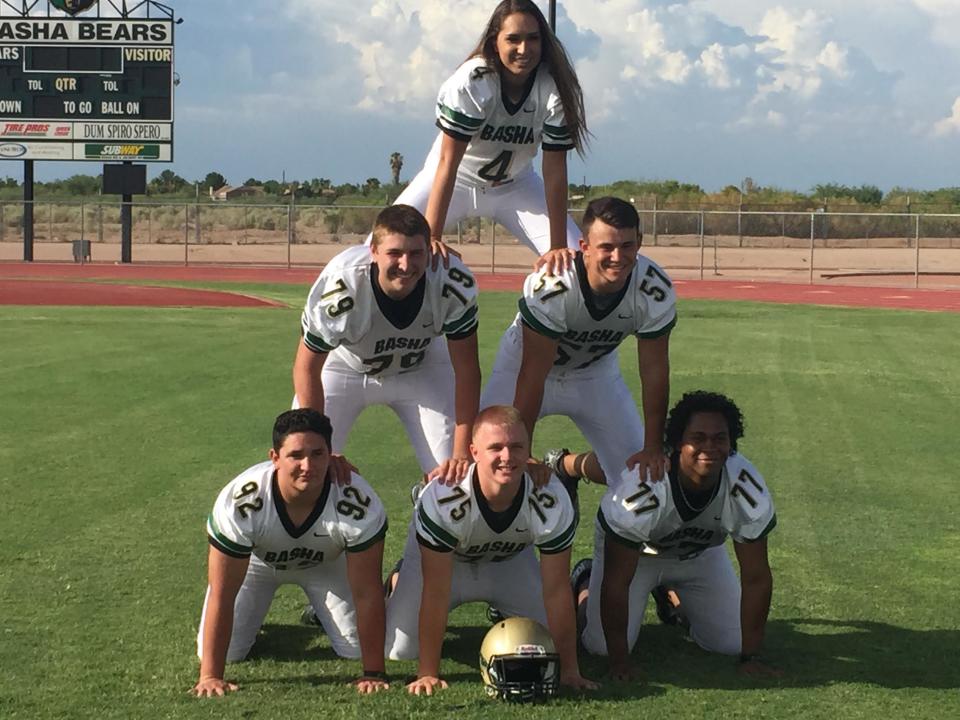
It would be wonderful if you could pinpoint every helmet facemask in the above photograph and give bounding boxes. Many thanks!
[483,652,560,702]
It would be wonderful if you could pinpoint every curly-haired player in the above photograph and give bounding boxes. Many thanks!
[549,391,781,679]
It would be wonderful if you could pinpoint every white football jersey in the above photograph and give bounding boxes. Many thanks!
[516,253,677,375]
[300,245,479,377]
[415,466,577,562]
[432,58,574,187]
[206,461,388,572]
[598,453,777,561]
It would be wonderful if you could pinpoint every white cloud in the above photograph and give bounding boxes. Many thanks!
[933,97,960,136]
[283,0,489,112]
[912,0,960,49]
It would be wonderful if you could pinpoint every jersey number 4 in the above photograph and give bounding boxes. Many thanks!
[477,151,513,183]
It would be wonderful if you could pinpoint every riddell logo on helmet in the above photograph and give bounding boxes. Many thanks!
[515,644,546,655]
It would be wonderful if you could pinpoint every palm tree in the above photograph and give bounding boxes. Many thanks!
[389,152,403,185]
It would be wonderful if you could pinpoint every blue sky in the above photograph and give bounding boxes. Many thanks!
[16,1,960,192]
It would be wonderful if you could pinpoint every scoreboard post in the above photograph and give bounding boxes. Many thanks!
[0,1,176,261]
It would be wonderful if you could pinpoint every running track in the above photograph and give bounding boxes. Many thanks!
[1,262,959,312]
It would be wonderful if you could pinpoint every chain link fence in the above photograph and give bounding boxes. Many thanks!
[2,200,959,288]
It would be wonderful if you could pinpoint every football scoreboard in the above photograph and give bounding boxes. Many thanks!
[0,14,174,162]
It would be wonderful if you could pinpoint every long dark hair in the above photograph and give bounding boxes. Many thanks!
[468,0,587,154]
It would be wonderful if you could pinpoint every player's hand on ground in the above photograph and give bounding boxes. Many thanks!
[526,458,552,488]
[607,661,641,682]
[429,239,462,270]
[625,447,669,483]
[190,677,238,698]
[407,675,448,695]
[560,670,600,691]
[428,457,471,485]
[738,657,784,678]
[351,675,390,694]
[329,453,357,485]
[534,247,575,275]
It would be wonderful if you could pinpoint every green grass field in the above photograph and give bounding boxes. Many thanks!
[1,284,958,719]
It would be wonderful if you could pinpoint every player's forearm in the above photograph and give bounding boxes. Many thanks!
[451,364,481,458]
[543,578,582,676]
[353,588,387,674]
[416,592,450,677]
[563,451,606,485]
[740,571,773,655]
[293,344,326,413]
[600,574,633,668]
[513,358,549,440]
[542,151,570,251]
[199,595,234,682]
[513,386,544,442]
[638,355,669,450]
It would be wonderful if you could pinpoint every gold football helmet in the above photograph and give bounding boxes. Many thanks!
[479,617,560,702]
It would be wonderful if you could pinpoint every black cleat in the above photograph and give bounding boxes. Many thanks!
[486,605,505,624]
[410,480,427,508]
[300,604,322,628]
[651,585,688,629]
[570,557,593,601]
[542,448,580,521]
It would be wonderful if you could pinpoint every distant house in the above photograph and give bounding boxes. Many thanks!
[211,184,265,201]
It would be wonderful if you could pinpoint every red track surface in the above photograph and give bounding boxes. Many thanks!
[0,277,283,307]
[1,262,959,312]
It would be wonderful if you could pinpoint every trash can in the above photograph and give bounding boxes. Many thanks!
[72,239,91,263]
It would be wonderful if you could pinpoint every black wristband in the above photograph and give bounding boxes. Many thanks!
[361,670,389,681]
[739,653,761,664]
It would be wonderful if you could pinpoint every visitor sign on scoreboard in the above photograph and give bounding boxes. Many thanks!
[0,2,174,162]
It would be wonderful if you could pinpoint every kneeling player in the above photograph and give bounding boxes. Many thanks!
[559,391,780,678]
[385,405,597,695]
[191,409,389,697]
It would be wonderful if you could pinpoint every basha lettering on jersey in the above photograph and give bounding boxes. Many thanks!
[478,125,536,144]
[460,540,527,560]
[263,548,325,566]
[562,329,625,344]
[373,336,432,354]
